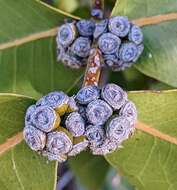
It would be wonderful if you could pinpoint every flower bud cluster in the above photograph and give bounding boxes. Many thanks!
[56,16,144,71]
[23,84,137,162]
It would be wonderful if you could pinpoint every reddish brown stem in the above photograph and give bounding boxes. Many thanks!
[91,0,104,10]
[83,48,103,87]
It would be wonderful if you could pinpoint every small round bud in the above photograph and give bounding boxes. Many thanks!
[108,16,130,37]
[76,20,95,37]
[93,19,108,39]
[67,96,79,112]
[25,105,36,125]
[118,42,138,63]
[76,85,100,105]
[91,9,104,19]
[86,99,113,125]
[23,125,46,151]
[119,100,137,126]
[68,136,89,156]
[57,23,77,47]
[71,37,91,58]
[101,83,127,110]
[46,128,73,155]
[36,91,69,115]
[31,106,60,132]
[65,112,85,137]
[98,33,121,54]
[42,150,67,162]
[106,116,131,142]
[85,125,105,147]
[128,25,143,45]
[91,139,119,155]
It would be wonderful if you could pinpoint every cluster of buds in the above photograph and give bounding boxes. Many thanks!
[56,16,144,71]
[23,83,137,162]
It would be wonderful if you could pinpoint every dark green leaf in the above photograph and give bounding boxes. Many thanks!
[0,0,82,98]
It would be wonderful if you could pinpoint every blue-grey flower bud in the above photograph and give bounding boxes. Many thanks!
[118,42,138,63]
[86,99,113,125]
[106,116,131,142]
[76,85,100,105]
[93,19,108,39]
[31,106,60,132]
[46,128,73,155]
[108,16,130,37]
[119,100,137,127]
[76,20,95,37]
[101,83,127,110]
[128,25,143,45]
[57,23,77,47]
[98,33,121,54]
[36,91,69,115]
[23,125,46,151]
[85,125,105,147]
[65,112,85,137]
[71,37,91,58]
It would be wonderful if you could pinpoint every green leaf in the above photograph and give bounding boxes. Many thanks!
[0,94,57,190]
[69,151,110,190]
[112,0,177,87]
[0,0,82,99]
[105,90,177,190]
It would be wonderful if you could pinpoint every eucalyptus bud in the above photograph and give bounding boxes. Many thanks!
[118,42,138,63]
[106,116,131,142]
[71,37,91,58]
[98,33,121,54]
[101,83,127,110]
[85,125,105,147]
[31,106,61,133]
[76,20,95,37]
[128,25,143,45]
[36,91,69,115]
[93,19,108,39]
[57,23,77,47]
[120,100,137,126]
[23,125,46,151]
[65,112,85,137]
[46,128,73,156]
[108,16,130,37]
[86,99,113,125]
[76,85,100,105]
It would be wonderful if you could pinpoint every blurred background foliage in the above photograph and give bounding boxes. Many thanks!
[41,0,174,190]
